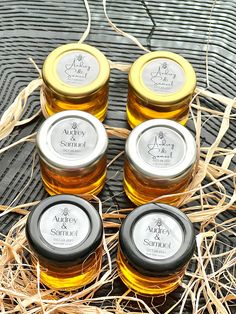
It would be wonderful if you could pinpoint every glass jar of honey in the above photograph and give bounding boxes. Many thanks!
[42,43,110,121]
[36,110,108,196]
[117,202,196,296]
[124,119,196,205]
[26,195,103,290]
[127,51,196,128]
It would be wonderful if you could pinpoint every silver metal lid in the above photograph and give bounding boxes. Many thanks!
[37,110,108,170]
[125,119,196,179]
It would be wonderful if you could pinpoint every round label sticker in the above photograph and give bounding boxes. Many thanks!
[39,203,90,248]
[137,127,185,168]
[142,58,185,94]
[132,213,183,259]
[57,51,100,87]
[50,118,97,159]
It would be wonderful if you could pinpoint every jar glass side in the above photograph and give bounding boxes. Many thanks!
[123,159,193,205]
[32,245,103,290]
[127,85,191,128]
[117,249,186,296]
[39,155,107,196]
[43,82,109,122]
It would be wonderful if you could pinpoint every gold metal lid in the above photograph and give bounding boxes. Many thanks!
[129,51,196,106]
[42,43,110,98]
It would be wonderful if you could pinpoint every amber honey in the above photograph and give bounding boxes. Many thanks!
[127,51,196,128]
[43,82,108,121]
[26,195,104,291]
[127,85,189,128]
[42,43,110,121]
[32,246,102,290]
[40,155,106,196]
[124,159,192,206]
[117,203,196,296]
[117,249,186,295]
[36,110,108,196]
[124,119,197,206]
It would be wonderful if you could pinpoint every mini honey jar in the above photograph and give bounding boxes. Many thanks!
[124,119,197,205]
[42,43,110,121]
[127,51,196,128]
[117,202,196,296]
[36,110,108,196]
[26,195,103,290]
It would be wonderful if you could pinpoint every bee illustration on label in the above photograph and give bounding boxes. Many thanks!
[62,207,69,216]
[72,122,77,130]
[64,54,90,81]
[147,132,167,158]
[69,122,84,141]
[158,131,166,145]
[154,218,162,227]
[150,62,176,88]
[61,208,69,229]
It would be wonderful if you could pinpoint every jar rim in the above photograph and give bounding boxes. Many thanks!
[125,119,197,180]
[42,43,110,98]
[129,51,196,106]
[26,195,103,263]
[119,203,196,276]
[36,110,108,170]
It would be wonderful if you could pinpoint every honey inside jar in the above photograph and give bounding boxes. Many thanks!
[42,43,110,121]
[26,195,104,291]
[31,246,103,290]
[40,156,107,196]
[127,51,196,128]
[36,110,108,196]
[117,203,196,296]
[124,119,197,206]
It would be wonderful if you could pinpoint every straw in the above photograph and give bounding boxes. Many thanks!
[0,0,235,312]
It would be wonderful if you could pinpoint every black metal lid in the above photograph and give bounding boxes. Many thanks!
[119,203,195,276]
[26,195,103,264]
